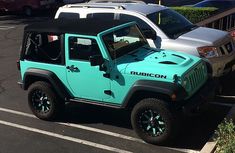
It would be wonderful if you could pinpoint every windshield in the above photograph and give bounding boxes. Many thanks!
[102,25,148,59]
[147,9,198,39]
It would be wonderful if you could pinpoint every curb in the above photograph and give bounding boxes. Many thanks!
[200,105,235,153]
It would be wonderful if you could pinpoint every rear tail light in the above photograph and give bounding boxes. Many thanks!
[17,60,20,70]
[48,35,58,42]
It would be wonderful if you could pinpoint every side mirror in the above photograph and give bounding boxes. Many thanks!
[89,55,104,66]
[143,29,157,40]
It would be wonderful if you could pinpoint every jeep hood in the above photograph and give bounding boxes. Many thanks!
[116,47,201,81]
[178,27,229,45]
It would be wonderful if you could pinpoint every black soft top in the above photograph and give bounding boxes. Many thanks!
[24,19,129,36]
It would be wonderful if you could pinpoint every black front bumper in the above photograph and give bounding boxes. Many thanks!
[178,79,216,115]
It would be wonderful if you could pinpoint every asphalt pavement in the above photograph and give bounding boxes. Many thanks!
[0,14,234,153]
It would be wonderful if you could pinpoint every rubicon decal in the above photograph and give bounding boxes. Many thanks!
[131,71,167,79]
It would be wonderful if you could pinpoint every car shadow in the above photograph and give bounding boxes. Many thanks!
[168,104,230,150]
[220,71,235,96]
[56,100,230,150]
[60,102,132,129]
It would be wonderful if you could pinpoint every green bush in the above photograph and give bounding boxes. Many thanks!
[214,119,235,153]
[171,7,218,23]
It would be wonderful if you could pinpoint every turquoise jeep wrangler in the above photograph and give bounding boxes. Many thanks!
[18,19,213,144]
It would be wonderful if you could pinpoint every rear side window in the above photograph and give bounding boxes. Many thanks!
[23,33,63,64]
[58,12,80,19]
[87,13,115,20]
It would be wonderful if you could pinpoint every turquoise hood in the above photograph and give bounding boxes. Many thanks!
[115,47,202,81]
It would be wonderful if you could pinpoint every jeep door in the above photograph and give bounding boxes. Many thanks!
[65,34,111,101]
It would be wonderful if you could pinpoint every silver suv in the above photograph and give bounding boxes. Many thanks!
[55,1,235,77]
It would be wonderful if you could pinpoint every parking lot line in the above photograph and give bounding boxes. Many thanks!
[0,107,199,153]
[0,26,15,30]
[0,107,143,143]
[216,95,235,99]
[59,123,144,143]
[163,147,200,153]
[0,107,36,118]
[209,102,235,107]
[0,119,132,153]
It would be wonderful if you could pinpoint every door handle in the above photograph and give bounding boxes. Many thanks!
[66,65,79,72]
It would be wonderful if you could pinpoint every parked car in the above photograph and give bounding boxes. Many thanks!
[0,1,6,12]
[0,0,56,16]
[192,0,235,11]
[55,1,235,78]
[18,18,214,144]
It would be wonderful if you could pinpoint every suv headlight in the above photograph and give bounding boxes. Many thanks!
[197,46,219,58]
[182,77,191,92]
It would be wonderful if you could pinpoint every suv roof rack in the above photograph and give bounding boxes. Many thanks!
[64,4,125,9]
[88,0,146,4]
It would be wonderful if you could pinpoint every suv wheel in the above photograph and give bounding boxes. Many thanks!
[28,81,64,120]
[131,98,177,144]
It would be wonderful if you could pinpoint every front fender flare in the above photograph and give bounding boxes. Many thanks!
[121,80,187,108]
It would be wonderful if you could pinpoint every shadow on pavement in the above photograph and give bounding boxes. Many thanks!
[220,71,235,96]
[57,101,230,150]
[62,103,132,129]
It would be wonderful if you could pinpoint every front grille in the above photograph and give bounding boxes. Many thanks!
[219,41,234,55]
[187,63,206,90]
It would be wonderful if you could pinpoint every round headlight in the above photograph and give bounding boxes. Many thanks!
[183,77,191,92]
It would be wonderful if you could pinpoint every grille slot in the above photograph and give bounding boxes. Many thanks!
[225,42,233,53]
[220,47,225,54]
[219,41,234,55]
[187,63,205,90]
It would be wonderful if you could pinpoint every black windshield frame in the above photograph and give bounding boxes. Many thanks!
[102,25,148,60]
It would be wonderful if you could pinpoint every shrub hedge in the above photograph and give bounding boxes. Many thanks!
[214,119,235,153]
[171,7,218,23]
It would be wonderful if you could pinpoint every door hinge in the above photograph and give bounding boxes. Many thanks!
[104,90,112,95]
[103,73,110,78]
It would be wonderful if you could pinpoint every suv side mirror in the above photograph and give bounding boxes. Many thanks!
[143,29,157,40]
[89,55,104,66]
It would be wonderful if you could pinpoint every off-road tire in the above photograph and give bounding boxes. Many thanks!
[28,81,64,120]
[131,98,177,144]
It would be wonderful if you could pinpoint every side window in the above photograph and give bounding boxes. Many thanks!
[24,33,62,64]
[119,14,152,31]
[69,37,101,61]
[58,12,80,19]
[87,13,115,20]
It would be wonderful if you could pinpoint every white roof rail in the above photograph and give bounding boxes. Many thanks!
[64,4,125,9]
[88,0,146,4]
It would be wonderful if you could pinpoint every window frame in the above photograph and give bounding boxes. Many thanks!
[22,32,65,65]
[68,36,102,62]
